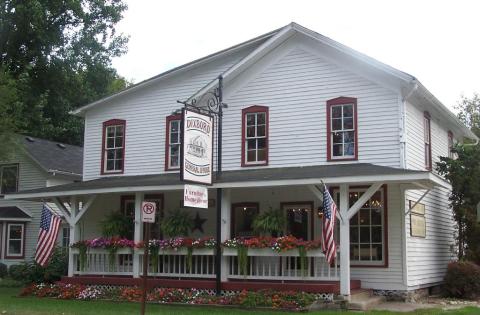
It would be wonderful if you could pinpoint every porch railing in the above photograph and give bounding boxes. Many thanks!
[223,248,339,281]
[71,248,134,276]
[139,248,215,278]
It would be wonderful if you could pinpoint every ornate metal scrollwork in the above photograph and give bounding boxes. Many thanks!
[190,86,221,114]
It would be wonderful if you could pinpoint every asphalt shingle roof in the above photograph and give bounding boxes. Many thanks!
[0,206,31,219]
[21,136,83,176]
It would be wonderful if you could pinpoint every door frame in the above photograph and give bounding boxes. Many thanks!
[280,201,314,240]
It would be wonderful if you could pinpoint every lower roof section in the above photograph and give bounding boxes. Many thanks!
[0,206,32,221]
[5,163,449,200]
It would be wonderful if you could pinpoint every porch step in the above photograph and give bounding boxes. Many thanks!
[348,289,385,311]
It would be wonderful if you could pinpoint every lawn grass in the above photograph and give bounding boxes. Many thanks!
[0,287,479,315]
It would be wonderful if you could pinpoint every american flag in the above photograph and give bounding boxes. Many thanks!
[322,185,338,265]
[35,204,61,266]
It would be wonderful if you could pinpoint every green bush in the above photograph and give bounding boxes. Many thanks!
[0,263,7,278]
[444,261,480,299]
[0,278,23,287]
[161,210,193,237]
[8,247,68,284]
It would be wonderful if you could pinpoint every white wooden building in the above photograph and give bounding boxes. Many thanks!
[6,23,476,298]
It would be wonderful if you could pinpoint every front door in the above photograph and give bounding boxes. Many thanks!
[282,202,313,240]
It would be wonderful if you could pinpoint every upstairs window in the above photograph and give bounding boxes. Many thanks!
[327,97,358,161]
[101,119,126,174]
[0,164,19,195]
[165,114,181,171]
[448,131,454,159]
[424,112,432,170]
[242,106,269,166]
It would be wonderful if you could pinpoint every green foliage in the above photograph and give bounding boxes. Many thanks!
[456,93,480,138]
[444,261,480,299]
[8,247,67,284]
[0,0,130,145]
[0,263,7,278]
[100,212,132,239]
[298,246,307,277]
[237,245,248,276]
[0,278,22,288]
[160,210,193,237]
[252,208,286,236]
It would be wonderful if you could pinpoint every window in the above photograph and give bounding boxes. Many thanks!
[62,227,70,248]
[0,164,18,195]
[334,187,387,266]
[165,114,181,170]
[121,194,164,239]
[101,119,126,174]
[409,201,426,238]
[448,131,454,159]
[327,97,358,161]
[231,203,259,237]
[424,112,432,170]
[6,223,24,258]
[242,106,269,166]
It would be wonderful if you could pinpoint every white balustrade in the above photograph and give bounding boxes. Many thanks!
[223,248,339,281]
[71,248,134,276]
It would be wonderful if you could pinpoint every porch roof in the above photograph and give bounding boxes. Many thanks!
[5,163,448,200]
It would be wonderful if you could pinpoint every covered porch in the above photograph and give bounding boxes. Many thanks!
[6,164,447,297]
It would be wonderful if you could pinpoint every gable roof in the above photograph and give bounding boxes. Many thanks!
[20,136,83,177]
[71,22,477,141]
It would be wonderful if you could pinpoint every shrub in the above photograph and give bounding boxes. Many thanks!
[8,264,30,282]
[444,261,480,299]
[0,263,7,278]
[0,278,23,288]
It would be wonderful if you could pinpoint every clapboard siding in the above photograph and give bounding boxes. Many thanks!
[405,186,455,288]
[82,45,260,180]
[223,45,400,170]
[0,152,45,265]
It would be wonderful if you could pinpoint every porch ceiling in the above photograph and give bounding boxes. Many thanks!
[4,163,449,201]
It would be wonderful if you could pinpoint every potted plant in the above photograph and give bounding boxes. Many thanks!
[99,212,132,239]
[160,210,194,237]
[252,208,286,237]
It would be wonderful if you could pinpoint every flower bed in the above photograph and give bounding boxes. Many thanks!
[20,283,316,310]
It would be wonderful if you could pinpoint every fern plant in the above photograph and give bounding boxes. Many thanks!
[161,210,194,237]
[252,208,286,237]
[100,212,132,238]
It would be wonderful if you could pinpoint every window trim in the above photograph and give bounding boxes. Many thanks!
[331,185,389,268]
[101,119,126,175]
[241,105,269,167]
[326,97,358,161]
[448,130,454,159]
[5,222,25,259]
[230,202,260,238]
[424,112,432,170]
[165,114,182,171]
[0,163,19,195]
[280,201,314,241]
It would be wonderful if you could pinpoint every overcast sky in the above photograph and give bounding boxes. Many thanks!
[112,0,479,110]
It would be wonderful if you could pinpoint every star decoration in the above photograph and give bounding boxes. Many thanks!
[192,212,207,233]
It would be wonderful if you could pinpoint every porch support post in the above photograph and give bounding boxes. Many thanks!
[220,188,231,281]
[133,192,145,278]
[339,184,351,298]
[68,196,79,277]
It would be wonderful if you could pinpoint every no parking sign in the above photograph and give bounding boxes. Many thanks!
[141,201,156,223]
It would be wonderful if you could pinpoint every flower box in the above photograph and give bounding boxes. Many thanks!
[222,247,325,257]
[71,247,133,255]
[137,248,214,256]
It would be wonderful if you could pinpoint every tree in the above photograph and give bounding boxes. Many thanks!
[437,94,480,263]
[0,0,130,145]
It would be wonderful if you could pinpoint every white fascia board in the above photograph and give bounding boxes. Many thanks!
[187,24,296,102]
[5,172,438,201]
[71,29,280,116]
[0,218,32,222]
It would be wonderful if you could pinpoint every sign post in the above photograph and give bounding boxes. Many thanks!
[140,201,156,315]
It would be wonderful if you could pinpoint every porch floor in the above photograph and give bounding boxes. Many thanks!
[60,276,361,293]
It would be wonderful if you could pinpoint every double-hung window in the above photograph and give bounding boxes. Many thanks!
[165,115,181,170]
[424,112,432,170]
[0,164,19,195]
[242,106,269,166]
[327,97,357,161]
[102,119,126,174]
[6,223,25,258]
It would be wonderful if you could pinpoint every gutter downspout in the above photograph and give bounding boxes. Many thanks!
[400,80,418,169]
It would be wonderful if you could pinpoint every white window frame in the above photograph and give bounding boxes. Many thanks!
[168,119,181,169]
[62,227,70,248]
[6,223,24,258]
[334,187,385,266]
[244,112,267,165]
[424,116,432,169]
[0,164,19,195]
[330,104,355,159]
[104,124,125,173]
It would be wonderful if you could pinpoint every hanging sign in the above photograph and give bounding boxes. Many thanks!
[181,109,214,185]
[184,184,209,209]
[141,201,156,223]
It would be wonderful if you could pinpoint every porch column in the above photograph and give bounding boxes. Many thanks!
[133,192,145,278]
[338,184,351,298]
[220,188,231,281]
[68,196,79,277]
